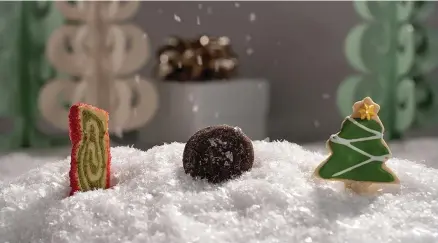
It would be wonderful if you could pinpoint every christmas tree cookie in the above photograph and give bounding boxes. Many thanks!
[69,103,111,196]
[314,97,400,194]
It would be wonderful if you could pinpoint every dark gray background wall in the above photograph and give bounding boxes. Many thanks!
[134,1,438,143]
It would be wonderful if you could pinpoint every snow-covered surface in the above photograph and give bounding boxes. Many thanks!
[0,147,69,184]
[1,138,438,184]
[1,141,438,243]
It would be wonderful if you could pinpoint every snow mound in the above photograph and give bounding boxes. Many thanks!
[0,147,68,183]
[1,141,438,243]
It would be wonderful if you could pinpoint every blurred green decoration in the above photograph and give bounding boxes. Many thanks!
[337,1,438,140]
[0,1,65,151]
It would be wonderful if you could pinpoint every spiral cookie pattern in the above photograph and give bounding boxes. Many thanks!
[69,103,110,195]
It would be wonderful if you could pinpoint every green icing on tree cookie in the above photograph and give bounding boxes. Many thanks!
[316,117,397,183]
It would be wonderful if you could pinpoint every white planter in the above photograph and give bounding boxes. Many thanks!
[139,79,270,148]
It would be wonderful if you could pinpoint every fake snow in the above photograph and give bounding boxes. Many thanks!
[322,93,331,99]
[174,14,181,23]
[206,137,232,165]
[208,138,217,147]
[225,151,233,162]
[1,141,438,243]
[246,48,254,56]
[208,138,227,147]
[206,7,213,15]
[249,13,256,22]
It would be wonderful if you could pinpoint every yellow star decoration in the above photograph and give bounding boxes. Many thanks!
[358,103,376,120]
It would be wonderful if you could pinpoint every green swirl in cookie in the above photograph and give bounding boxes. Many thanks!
[77,110,107,191]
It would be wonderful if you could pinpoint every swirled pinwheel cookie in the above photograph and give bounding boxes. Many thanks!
[68,103,111,196]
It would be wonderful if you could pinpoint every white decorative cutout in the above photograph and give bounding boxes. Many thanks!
[38,1,158,134]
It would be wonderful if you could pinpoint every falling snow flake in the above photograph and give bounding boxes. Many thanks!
[174,14,181,22]
[249,13,256,22]
[207,6,213,15]
[246,48,254,56]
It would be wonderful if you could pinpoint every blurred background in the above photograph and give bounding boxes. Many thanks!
[133,1,438,142]
[1,1,438,181]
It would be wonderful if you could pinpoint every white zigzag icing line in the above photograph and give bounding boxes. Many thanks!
[329,117,390,177]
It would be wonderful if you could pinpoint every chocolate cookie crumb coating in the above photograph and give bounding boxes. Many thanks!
[183,125,254,183]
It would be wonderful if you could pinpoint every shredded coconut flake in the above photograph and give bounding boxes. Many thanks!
[1,141,438,242]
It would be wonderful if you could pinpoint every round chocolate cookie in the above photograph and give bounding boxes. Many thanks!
[183,125,254,183]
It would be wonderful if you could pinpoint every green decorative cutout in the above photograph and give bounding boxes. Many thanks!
[0,2,26,151]
[23,1,68,148]
[338,1,438,140]
[0,2,65,150]
[316,117,396,183]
